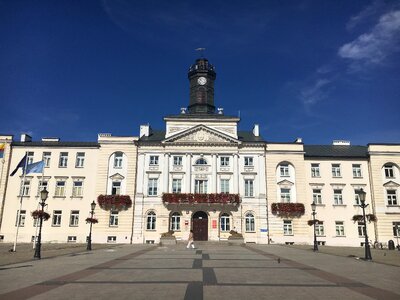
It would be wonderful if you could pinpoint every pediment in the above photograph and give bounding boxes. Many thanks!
[277,179,294,186]
[109,173,125,181]
[383,180,400,188]
[163,125,240,144]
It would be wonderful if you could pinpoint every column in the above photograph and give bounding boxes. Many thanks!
[163,153,170,193]
[233,153,239,194]
[212,154,217,193]
[185,153,192,193]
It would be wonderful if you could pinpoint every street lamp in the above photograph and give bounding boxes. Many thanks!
[357,188,372,260]
[395,224,400,251]
[87,201,96,251]
[311,201,318,251]
[34,187,49,259]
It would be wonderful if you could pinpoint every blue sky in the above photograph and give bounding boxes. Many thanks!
[1,0,399,145]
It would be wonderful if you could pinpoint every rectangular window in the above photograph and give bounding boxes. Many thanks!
[107,236,117,243]
[387,190,397,205]
[52,210,62,226]
[358,222,366,237]
[315,222,324,236]
[333,189,343,205]
[149,155,159,166]
[352,164,362,178]
[43,152,51,168]
[220,156,230,167]
[280,164,289,176]
[15,210,26,227]
[385,165,394,178]
[114,152,123,168]
[283,220,293,235]
[244,157,253,167]
[112,181,121,195]
[148,178,158,196]
[69,210,79,227]
[55,181,66,197]
[59,152,68,168]
[172,179,182,193]
[195,180,208,194]
[220,214,230,232]
[335,221,345,236]
[75,152,85,168]
[311,163,320,177]
[313,189,322,204]
[280,188,291,203]
[220,179,230,194]
[27,152,34,165]
[355,191,361,205]
[244,179,254,197]
[393,222,400,237]
[173,156,182,166]
[37,180,48,196]
[109,211,119,226]
[21,180,30,196]
[332,164,341,177]
[72,181,83,197]
[67,236,77,243]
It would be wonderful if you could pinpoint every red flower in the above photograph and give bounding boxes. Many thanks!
[31,210,51,221]
[271,203,305,218]
[162,193,240,205]
[86,217,99,224]
[97,195,132,211]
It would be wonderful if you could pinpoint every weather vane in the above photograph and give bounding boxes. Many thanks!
[195,47,206,57]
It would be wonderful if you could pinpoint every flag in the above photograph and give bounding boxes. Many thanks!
[25,161,45,175]
[0,143,4,159]
[10,154,27,176]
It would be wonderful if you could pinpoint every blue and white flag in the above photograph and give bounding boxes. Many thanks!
[10,154,27,176]
[25,161,45,175]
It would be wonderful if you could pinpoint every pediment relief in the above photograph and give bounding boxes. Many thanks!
[163,125,240,144]
[109,173,125,181]
[277,179,294,186]
[383,180,400,188]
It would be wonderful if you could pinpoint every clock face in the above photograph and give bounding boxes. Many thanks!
[197,77,207,85]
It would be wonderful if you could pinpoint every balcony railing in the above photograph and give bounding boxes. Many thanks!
[162,193,240,205]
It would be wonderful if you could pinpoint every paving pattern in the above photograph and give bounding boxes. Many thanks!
[0,243,399,299]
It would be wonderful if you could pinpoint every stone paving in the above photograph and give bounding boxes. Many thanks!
[0,242,399,299]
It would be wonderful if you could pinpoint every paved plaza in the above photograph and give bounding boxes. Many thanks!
[0,243,399,300]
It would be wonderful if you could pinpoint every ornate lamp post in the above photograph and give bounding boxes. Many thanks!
[357,188,372,260]
[34,188,49,259]
[311,201,318,252]
[87,201,96,251]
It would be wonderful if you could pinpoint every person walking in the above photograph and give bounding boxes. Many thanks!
[187,230,195,249]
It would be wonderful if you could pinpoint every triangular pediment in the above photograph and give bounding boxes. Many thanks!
[109,173,125,181]
[163,125,240,144]
[277,179,294,187]
[383,180,400,188]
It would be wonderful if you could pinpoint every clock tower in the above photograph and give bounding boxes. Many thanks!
[187,58,216,114]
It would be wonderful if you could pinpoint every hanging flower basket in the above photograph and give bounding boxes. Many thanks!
[307,219,320,226]
[162,193,240,205]
[97,195,132,211]
[31,210,51,221]
[86,217,98,224]
[352,214,377,223]
[271,203,305,218]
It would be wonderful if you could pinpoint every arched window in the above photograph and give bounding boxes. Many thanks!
[170,212,181,231]
[245,213,255,232]
[220,213,230,232]
[196,158,208,165]
[146,211,156,230]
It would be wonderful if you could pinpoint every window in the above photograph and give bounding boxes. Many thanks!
[69,210,79,227]
[146,211,156,230]
[220,156,230,167]
[384,164,394,178]
[195,158,207,165]
[148,179,158,196]
[354,190,362,205]
[283,220,293,235]
[75,152,85,168]
[55,181,66,197]
[280,188,291,203]
[333,189,343,205]
[72,181,83,197]
[315,221,324,236]
[27,152,34,165]
[220,213,230,231]
[173,156,182,166]
[37,180,48,196]
[280,164,289,176]
[387,190,397,205]
[335,221,345,236]
[59,152,68,167]
[112,181,121,195]
[220,179,230,194]
[15,210,26,227]
[52,210,62,226]
[195,180,207,194]
[107,236,117,243]
[170,212,181,231]
[172,179,182,193]
[393,222,400,237]
[332,164,341,177]
[109,211,119,226]
[43,152,51,168]
[114,152,123,168]
[313,189,322,204]
[352,164,362,178]
[149,155,159,166]
[67,236,77,243]
[245,213,255,232]
[21,180,30,196]
[244,157,253,167]
[311,163,320,177]
[244,179,254,197]
[358,222,366,237]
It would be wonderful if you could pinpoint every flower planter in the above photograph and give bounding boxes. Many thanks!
[86,217,98,224]
[97,195,132,211]
[159,236,177,245]
[352,214,377,223]
[162,193,240,205]
[271,203,305,218]
[31,210,50,221]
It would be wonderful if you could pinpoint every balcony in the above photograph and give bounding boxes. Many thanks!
[162,193,240,205]
[271,203,305,218]
[97,195,132,211]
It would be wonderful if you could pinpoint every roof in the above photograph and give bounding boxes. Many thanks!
[12,141,99,148]
[164,114,240,121]
[304,145,368,158]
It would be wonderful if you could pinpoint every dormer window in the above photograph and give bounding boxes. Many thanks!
[196,158,207,165]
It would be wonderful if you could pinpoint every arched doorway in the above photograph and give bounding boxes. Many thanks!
[192,211,208,241]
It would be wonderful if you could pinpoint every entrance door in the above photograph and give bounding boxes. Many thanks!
[192,211,208,241]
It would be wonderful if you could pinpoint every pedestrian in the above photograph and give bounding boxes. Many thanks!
[187,230,195,249]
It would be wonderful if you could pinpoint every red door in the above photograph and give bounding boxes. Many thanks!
[192,211,208,241]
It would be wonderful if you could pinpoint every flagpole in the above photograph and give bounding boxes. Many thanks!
[12,152,28,252]
[33,162,45,249]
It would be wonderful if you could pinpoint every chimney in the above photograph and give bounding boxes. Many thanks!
[295,137,302,143]
[140,124,152,137]
[253,124,259,137]
[20,134,32,142]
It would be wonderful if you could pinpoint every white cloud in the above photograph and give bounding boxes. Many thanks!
[300,79,331,105]
[346,0,384,30]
